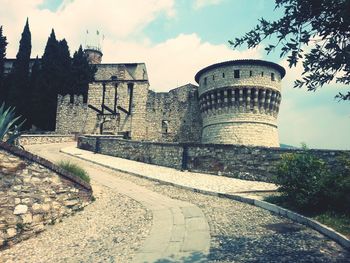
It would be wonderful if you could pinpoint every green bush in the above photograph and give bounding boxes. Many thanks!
[275,146,350,214]
[275,144,329,211]
[322,154,350,213]
[58,161,90,183]
[0,103,25,144]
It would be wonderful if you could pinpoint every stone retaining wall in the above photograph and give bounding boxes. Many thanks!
[78,136,349,182]
[0,142,92,249]
[19,135,75,146]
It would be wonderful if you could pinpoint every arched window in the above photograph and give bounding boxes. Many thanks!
[162,120,169,134]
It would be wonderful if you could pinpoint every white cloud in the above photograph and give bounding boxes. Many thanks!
[193,0,223,9]
[1,0,176,57]
[0,0,261,92]
[102,33,262,91]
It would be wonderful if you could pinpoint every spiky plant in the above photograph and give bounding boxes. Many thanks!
[0,102,25,144]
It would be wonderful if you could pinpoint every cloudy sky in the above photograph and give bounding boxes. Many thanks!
[1,0,349,149]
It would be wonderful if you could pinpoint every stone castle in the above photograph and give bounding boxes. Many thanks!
[55,48,285,147]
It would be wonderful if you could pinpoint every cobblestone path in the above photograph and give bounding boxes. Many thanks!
[1,143,349,262]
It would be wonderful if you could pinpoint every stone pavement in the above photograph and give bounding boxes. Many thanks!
[60,144,277,196]
[24,143,210,263]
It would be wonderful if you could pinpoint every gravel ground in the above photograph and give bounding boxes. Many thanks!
[0,181,152,263]
[113,171,350,263]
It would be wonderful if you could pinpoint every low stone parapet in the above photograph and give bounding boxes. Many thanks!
[19,134,75,146]
[78,135,349,183]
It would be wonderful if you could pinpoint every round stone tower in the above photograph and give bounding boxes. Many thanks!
[195,59,285,147]
[84,47,103,64]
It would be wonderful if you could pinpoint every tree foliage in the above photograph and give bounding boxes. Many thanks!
[230,0,350,101]
[1,24,96,131]
[0,26,7,104]
[71,45,96,103]
[6,19,32,120]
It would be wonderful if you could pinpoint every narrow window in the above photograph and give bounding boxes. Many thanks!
[249,71,253,77]
[261,72,264,77]
[213,75,215,80]
[271,73,275,81]
[222,72,225,78]
[234,70,240,78]
[204,77,207,85]
[162,120,169,134]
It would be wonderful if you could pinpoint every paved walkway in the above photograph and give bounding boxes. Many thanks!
[20,143,350,262]
[60,144,277,197]
[25,143,210,263]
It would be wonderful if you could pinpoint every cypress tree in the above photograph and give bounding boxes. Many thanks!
[0,26,8,104]
[28,56,41,129]
[57,39,72,96]
[38,30,73,130]
[38,29,59,130]
[71,45,96,102]
[6,18,31,127]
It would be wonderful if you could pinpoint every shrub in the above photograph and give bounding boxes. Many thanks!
[275,145,329,211]
[0,102,25,144]
[322,153,350,213]
[275,146,350,214]
[58,161,90,183]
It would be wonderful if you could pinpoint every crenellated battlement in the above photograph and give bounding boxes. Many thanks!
[57,94,86,106]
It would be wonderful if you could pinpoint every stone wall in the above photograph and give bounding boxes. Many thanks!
[146,84,202,143]
[56,79,202,144]
[19,134,75,146]
[55,95,89,134]
[78,136,349,183]
[0,142,92,249]
[55,62,150,138]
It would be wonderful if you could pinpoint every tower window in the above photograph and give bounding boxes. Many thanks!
[261,72,264,77]
[234,70,240,78]
[222,72,225,78]
[213,75,215,80]
[271,73,275,81]
[249,71,253,77]
[204,77,207,85]
[162,120,169,134]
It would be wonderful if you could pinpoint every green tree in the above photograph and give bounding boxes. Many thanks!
[35,29,59,130]
[6,19,32,125]
[71,45,96,102]
[58,39,72,96]
[37,29,74,130]
[0,26,8,104]
[28,56,41,128]
[230,0,350,101]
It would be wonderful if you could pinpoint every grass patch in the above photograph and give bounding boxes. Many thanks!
[314,212,350,238]
[57,160,90,183]
[264,195,350,238]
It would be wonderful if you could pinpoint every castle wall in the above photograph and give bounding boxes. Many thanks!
[78,136,349,183]
[196,61,284,147]
[146,84,202,143]
[55,95,89,134]
[55,81,150,139]
[55,62,150,139]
